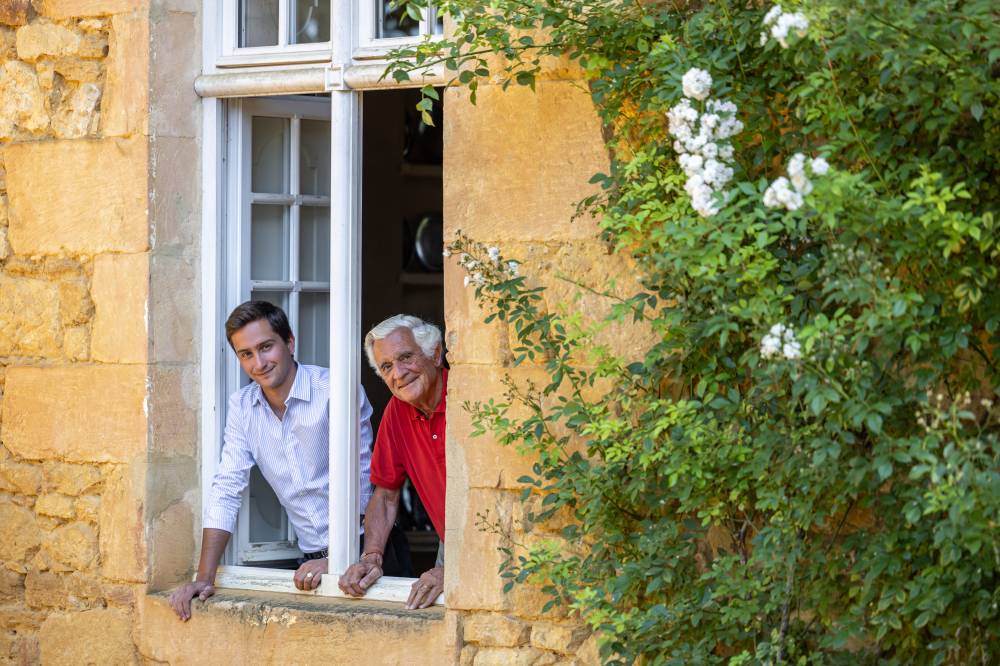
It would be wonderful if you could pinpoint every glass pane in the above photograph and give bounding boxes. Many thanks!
[292,0,330,44]
[298,292,330,366]
[240,0,279,47]
[299,207,330,282]
[299,119,331,196]
[378,0,420,38]
[251,290,289,313]
[251,205,289,280]
[252,116,288,194]
[248,466,285,542]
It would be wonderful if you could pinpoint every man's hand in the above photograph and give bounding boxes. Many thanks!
[169,581,215,621]
[293,557,328,591]
[337,560,383,597]
[406,566,443,610]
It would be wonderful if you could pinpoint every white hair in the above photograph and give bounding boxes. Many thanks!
[364,314,442,375]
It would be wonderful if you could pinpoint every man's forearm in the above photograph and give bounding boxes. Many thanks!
[363,486,400,557]
[195,528,232,583]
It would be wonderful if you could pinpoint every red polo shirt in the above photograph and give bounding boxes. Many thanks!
[370,369,447,540]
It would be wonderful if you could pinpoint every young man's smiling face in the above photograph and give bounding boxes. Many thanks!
[230,318,297,394]
[372,327,442,410]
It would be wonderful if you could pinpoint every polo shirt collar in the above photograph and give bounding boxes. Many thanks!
[409,368,448,420]
[251,362,310,406]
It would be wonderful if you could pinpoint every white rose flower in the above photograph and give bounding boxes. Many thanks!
[487,246,500,264]
[681,68,713,101]
[810,157,830,175]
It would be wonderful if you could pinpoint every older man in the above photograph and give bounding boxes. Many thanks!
[338,314,448,610]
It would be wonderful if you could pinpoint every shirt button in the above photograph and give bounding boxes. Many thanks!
[432,434,438,440]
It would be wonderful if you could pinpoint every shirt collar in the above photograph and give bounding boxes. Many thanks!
[409,367,448,420]
[251,362,311,407]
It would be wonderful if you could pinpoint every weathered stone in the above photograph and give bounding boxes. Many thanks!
[15,22,80,61]
[0,275,60,356]
[461,645,479,666]
[0,456,44,495]
[58,279,93,327]
[149,252,196,363]
[148,365,197,457]
[464,613,531,647]
[39,608,137,665]
[1,365,147,463]
[148,501,192,590]
[0,0,30,26]
[75,495,100,523]
[91,252,148,363]
[99,464,146,582]
[0,25,15,58]
[43,522,98,571]
[78,18,107,32]
[63,325,90,360]
[446,488,516,611]
[0,60,49,136]
[78,30,108,58]
[149,9,197,139]
[102,581,136,608]
[35,58,54,88]
[530,623,590,654]
[34,493,75,519]
[6,137,149,255]
[45,462,102,496]
[0,632,39,665]
[0,501,40,569]
[24,570,102,609]
[0,226,8,261]
[0,569,23,601]
[102,11,147,137]
[52,81,101,138]
[35,0,143,19]
[0,605,44,630]
[150,136,198,249]
[53,57,102,82]
[473,646,543,666]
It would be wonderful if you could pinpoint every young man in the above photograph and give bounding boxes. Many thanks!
[338,314,448,610]
[169,301,406,620]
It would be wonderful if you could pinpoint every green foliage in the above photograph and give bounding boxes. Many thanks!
[395,0,1000,662]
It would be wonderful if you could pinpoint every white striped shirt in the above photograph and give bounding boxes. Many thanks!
[204,364,374,554]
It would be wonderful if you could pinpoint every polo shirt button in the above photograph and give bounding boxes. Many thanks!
[432,434,438,440]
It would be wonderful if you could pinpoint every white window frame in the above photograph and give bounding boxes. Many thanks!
[200,0,443,605]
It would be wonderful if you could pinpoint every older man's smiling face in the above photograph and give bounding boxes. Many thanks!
[373,327,442,411]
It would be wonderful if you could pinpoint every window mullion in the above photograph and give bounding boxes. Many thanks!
[278,0,289,48]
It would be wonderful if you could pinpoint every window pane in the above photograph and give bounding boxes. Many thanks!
[250,205,289,280]
[298,292,330,366]
[291,0,330,44]
[251,290,289,312]
[299,207,330,282]
[248,466,286,542]
[252,116,288,194]
[240,0,279,47]
[299,119,331,196]
[378,0,420,38]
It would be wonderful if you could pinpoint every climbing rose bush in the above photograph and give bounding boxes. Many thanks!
[390,0,1000,663]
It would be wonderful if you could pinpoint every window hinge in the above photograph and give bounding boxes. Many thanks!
[326,63,349,91]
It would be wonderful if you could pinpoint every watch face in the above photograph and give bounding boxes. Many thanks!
[414,213,443,272]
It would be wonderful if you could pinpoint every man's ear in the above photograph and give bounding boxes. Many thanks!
[433,344,443,367]
[288,335,296,357]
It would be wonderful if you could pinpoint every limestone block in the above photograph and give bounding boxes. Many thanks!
[0,500,39,569]
[39,608,137,665]
[78,30,108,58]
[43,522,98,571]
[102,581,137,608]
[34,493,75,519]
[6,137,149,255]
[461,645,478,666]
[58,279,93,327]
[0,569,23,601]
[148,365,197,457]
[0,456,44,494]
[150,136,199,249]
[0,275,61,357]
[15,22,80,60]
[445,488,516,611]
[35,58,54,87]
[102,11,147,137]
[0,0,30,26]
[99,464,146,582]
[53,57,102,82]
[149,252,196,363]
[36,0,144,19]
[0,25,14,57]
[149,10,198,139]
[0,60,49,136]
[52,80,102,138]
[473,646,543,666]
[530,623,589,654]
[0,633,39,666]
[443,81,606,244]
[45,462,102,496]
[0,605,44,631]
[464,613,531,647]
[63,326,90,361]
[1,365,147,463]
[91,252,148,363]
[148,500,193,590]
[74,495,100,522]
[24,570,102,609]
[0,226,8,261]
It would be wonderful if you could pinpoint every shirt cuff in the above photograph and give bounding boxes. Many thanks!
[370,472,405,491]
[203,506,238,533]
